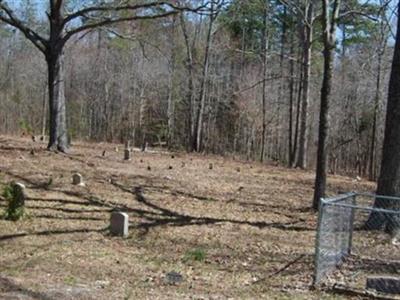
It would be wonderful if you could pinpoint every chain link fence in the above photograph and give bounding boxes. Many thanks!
[314,193,400,294]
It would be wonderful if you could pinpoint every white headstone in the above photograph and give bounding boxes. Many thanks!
[110,212,129,237]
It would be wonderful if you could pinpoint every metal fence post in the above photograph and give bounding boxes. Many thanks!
[347,194,356,255]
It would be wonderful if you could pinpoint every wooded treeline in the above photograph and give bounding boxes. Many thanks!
[0,0,395,179]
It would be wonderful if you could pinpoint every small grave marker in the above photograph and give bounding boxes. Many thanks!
[72,173,85,186]
[124,149,131,161]
[165,271,183,285]
[13,182,26,206]
[110,212,129,237]
[366,276,400,294]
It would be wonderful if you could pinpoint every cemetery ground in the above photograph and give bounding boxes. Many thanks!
[0,136,376,299]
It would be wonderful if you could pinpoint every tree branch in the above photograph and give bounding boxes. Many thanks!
[62,10,179,43]
[63,1,211,26]
[0,2,47,53]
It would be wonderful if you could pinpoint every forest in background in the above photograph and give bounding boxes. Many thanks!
[0,0,395,180]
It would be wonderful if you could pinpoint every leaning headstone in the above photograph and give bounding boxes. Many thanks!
[110,212,129,237]
[72,173,85,186]
[366,276,400,294]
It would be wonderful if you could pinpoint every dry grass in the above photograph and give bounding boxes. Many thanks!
[0,136,375,299]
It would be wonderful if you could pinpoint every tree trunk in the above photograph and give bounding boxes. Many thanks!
[366,2,400,234]
[288,29,295,167]
[167,16,177,149]
[260,2,268,162]
[41,80,47,139]
[313,0,340,210]
[46,51,68,152]
[196,5,215,152]
[180,13,195,151]
[312,44,333,210]
[296,2,313,169]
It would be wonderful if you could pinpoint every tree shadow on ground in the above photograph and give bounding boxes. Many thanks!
[0,227,107,242]
[111,182,313,235]
[0,170,313,242]
[0,276,55,300]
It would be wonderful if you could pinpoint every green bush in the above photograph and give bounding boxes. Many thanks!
[2,182,25,221]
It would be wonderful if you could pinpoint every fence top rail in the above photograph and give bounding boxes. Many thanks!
[321,193,400,214]
[322,192,400,205]
[357,192,400,201]
[321,192,357,204]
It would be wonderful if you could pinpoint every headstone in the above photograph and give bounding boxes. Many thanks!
[110,212,129,237]
[366,276,400,294]
[72,173,85,186]
[13,183,26,207]
[124,149,131,161]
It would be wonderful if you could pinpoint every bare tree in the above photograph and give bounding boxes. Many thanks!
[313,0,341,210]
[0,0,203,152]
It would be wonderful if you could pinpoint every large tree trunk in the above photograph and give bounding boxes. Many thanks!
[366,2,400,234]
[46,51,68,152]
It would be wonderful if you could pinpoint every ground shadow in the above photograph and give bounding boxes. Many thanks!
[0,276,54,300]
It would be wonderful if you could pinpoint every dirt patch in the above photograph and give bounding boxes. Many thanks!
[0,136,375,299]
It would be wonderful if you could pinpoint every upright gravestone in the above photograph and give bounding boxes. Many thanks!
[124,149,131,161]
[13,182,26,207]
[124,141,131,160]
[6,182,26,220]
[72,173,85,186]
[110,212,129,237]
